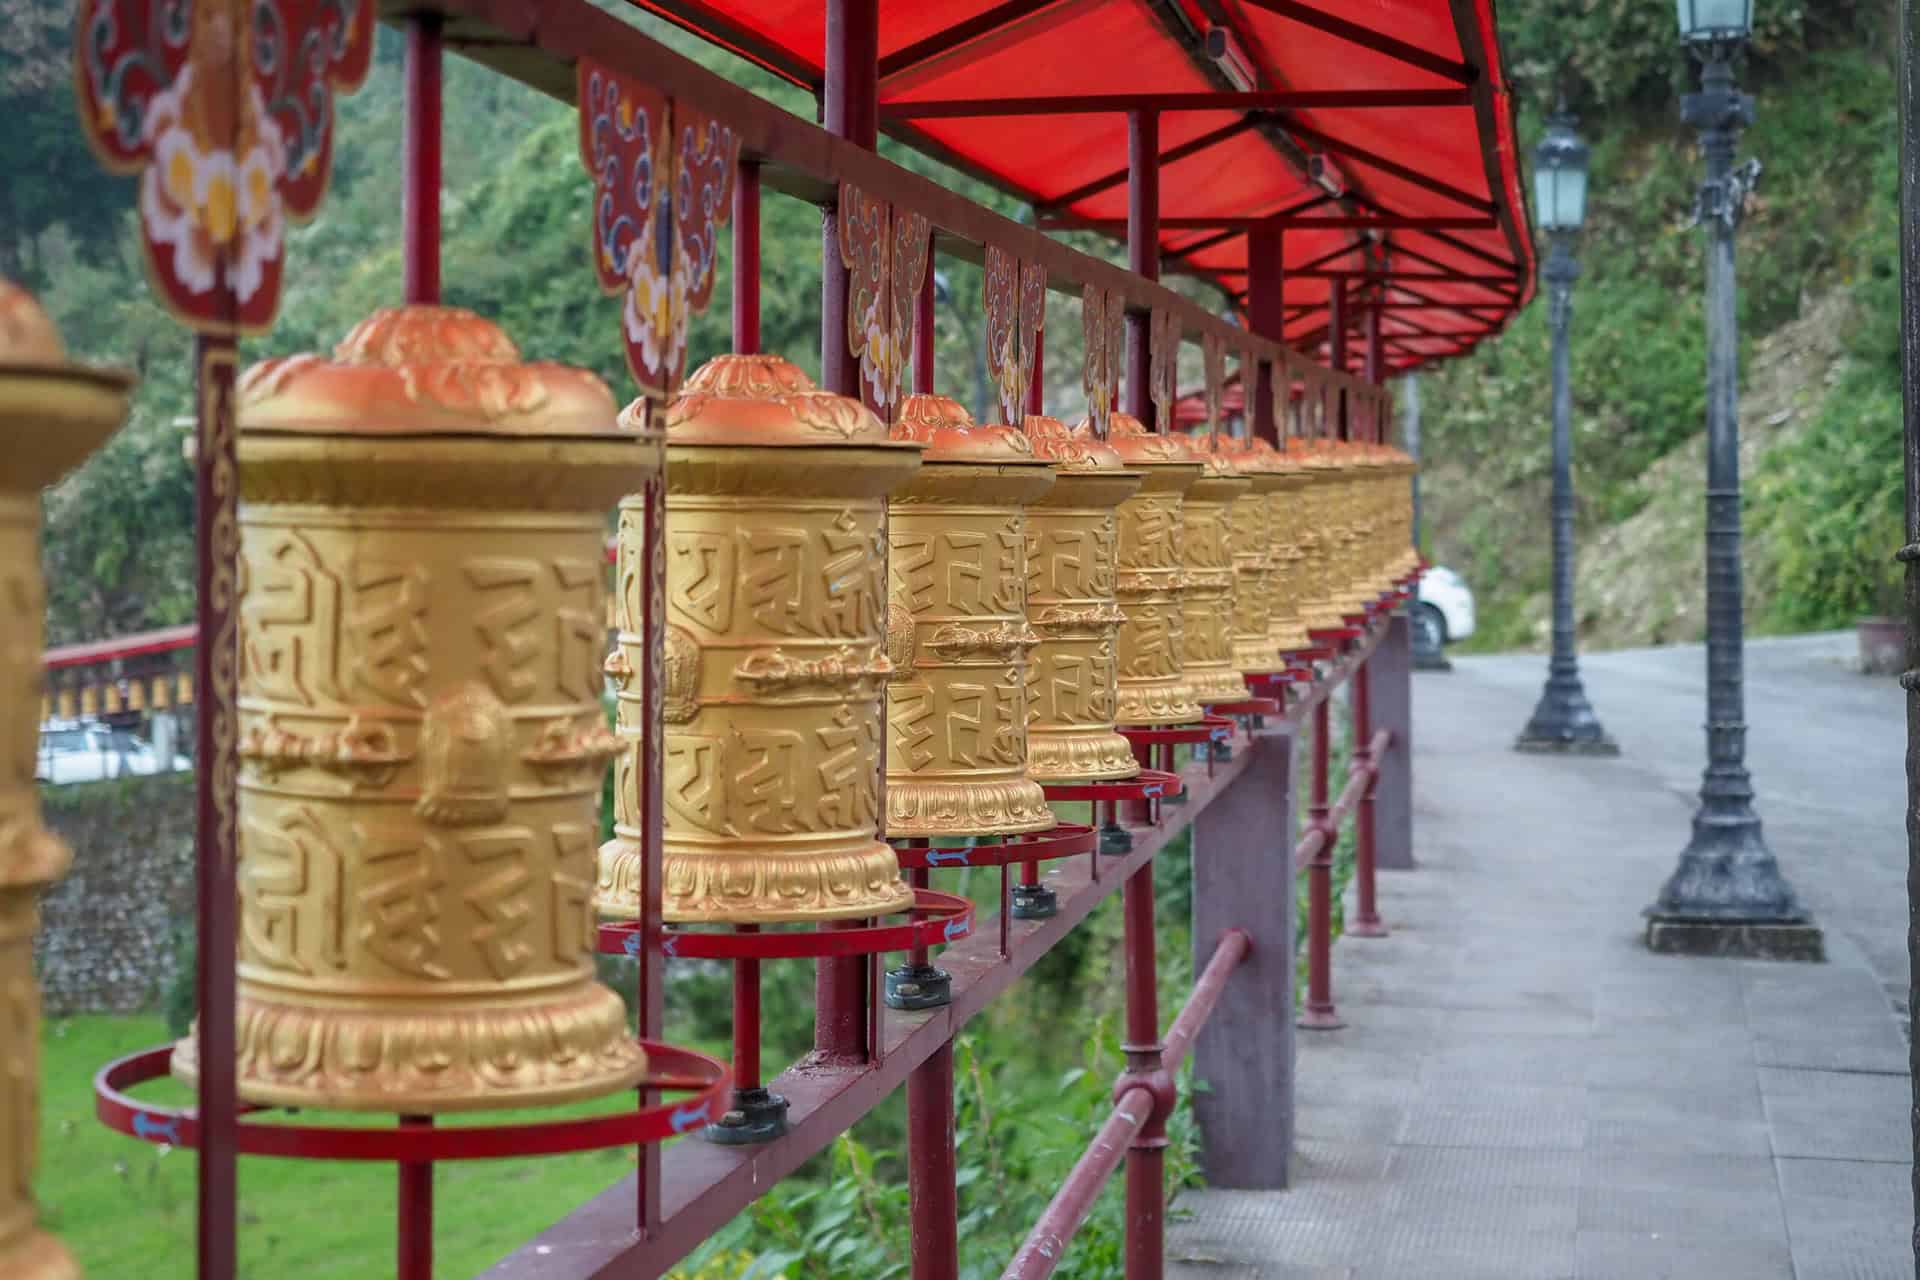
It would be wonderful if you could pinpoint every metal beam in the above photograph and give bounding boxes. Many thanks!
[1237,0,1476,86]
[1039,214,1494,231]
[627,0,822,89]
[1039,115,1264,211]
[1289,121,1496,217]
[876,0,1076,83]
[880,88,1473,118]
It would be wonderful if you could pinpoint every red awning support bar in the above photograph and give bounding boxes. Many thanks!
[1395,223,1525,275]
[635,0,823,89]
[876,0,1090,84]
[1039,116,1264,212]
[881,88,1474,118]
[1238,0,1477,86]
[1287,121,1498,217]
[1038,214,1495,232]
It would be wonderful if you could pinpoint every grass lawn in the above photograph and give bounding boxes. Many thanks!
[40,1015,678,1278]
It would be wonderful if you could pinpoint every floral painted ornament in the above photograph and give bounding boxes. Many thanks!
[577,58,738,401]
[74,0,374,333]
[837,181,929,419]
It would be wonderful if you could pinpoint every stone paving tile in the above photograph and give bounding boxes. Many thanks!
[1786,1217,1915,1280]
[1385,1145,1586,1191]
[1384,1181,1579,1235]
[1580,1149,1783,1195]
[1291,1102,1407,1147]
[1286,1139,1392,1185]
[1776,1153,1914,1206]
[1575,1184,1786,1238]
[1397,1099,1588,1151]
[1585,1089,1774,1158]
[1766,1089,1914,1162]
[1571,1228,1795,1280]
[1351,1221,1577,1279]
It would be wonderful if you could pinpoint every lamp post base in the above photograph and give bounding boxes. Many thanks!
[1644,916,1825,961]
[1644,813,1823,962]
[1514,733,1620,757]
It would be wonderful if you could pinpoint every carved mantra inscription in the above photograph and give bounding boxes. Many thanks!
[214,472,644,1112]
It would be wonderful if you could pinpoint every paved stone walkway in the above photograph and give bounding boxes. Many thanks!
[1169,634,1913,1280]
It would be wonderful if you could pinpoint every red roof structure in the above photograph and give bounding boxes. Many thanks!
[626,0,1534,372]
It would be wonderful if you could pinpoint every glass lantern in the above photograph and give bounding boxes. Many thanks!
[1675,0,1754,43]
[1532,115,1589,233]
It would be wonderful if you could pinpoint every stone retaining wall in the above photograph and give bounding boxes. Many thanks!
[35,773,195,1015]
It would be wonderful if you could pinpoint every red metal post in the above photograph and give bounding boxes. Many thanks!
[733,934,762,1090]
[915,244,937,395]
[1364,297,1383,396]
[397,1116,433,1280]
[814,0,883,1066]
[1349,659,1386,937]
[1125,108,1160,419]
[908,1042,960,1280]
[1300,697,1343,1028]
[634,454,668,1233]
[733,160,761,353]
[1121,859,1166,1280]
[1246,223,1284,447]
[192,336,239,1280]
[1327,285,1349,439]
[403,15,443,305]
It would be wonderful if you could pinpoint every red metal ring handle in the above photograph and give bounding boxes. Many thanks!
[891,822,1097,870]
[597,887,974,962]
[1038,767,1184,804]
[1118,716,1233,748]
[1205,696,1281,717]
[95,1041,731,1160]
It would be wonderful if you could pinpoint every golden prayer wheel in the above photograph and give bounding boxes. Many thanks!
[1021,416,1142,781]
[1333,442,1384,613]
[1178,444,1252,703]
[171,305,650,1113]
[0,281,130,1280]
[884,395,1054,837]
[1103,413,1203,726]
[635,353,921,923]
[1261,440,1312,655]
[1291,439,1351,635]
[1386,447,1421,579]
[1220,438,1285,676]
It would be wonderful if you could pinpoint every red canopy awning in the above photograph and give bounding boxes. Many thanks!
[625,0,1533,372]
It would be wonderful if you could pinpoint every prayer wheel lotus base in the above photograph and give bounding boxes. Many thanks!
[885,396,1055,839]
[643,354,921,924]
[171,984,643,1114]
[189,306,650,1113]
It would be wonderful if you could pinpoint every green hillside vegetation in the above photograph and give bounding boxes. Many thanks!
[1419,2,1899,649]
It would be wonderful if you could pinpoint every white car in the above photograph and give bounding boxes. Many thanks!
[36,721,190,786]
[1414,565,1475,655]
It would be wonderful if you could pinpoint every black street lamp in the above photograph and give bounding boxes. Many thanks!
[1645,0,1823,959]
[1515,112,1617,756]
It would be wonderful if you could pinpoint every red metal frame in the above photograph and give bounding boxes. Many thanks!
[86,2,1437,1275]
[98,1043,730,1157]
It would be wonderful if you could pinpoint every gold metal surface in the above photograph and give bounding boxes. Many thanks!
[1290,440,1350,635]
[1258,441,1312,654]
[171,305,650,1113]
[1179,444,1253,702]
[0,279,130,1280]
[1103,413,1203,726]
[638,353,921,922]
[884,395,1055,837]
[1220,438,1285,676]
[1021,416,1142,781]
